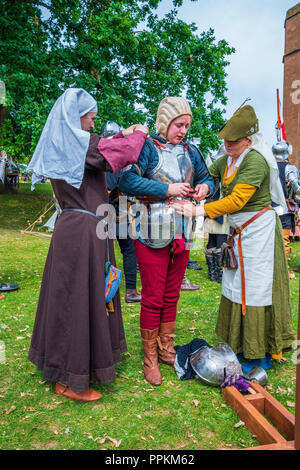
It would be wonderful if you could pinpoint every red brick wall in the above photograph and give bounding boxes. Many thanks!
[283,4,300,167]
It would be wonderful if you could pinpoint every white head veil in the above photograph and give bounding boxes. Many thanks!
[27,88,97,189]
[248,132,287,214]
[211,133,288,215]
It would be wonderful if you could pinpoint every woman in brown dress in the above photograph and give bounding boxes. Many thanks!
[27,88,148,401]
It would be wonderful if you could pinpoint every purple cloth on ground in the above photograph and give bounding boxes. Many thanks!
[221,374,250,392]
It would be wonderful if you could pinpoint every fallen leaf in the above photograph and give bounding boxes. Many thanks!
[6,405,16,415]
[192,400,200,407]
[234,420,245,428]
[107,436,122,447]
[287,401,295,408]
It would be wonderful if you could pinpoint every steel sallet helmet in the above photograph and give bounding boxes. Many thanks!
[272,140,291,162]
[190,342,243,386]
[100,121,121,138]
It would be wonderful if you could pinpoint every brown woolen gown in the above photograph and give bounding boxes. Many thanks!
[28,132,146,393]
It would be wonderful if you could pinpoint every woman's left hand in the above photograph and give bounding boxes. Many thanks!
[122,124,149,136]
[194,183,209,202]
[171,200,205,217]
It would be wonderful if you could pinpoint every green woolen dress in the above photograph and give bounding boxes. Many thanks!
[207,150,295,359]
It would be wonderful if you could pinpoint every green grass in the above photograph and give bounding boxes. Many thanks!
[0,188,299,450]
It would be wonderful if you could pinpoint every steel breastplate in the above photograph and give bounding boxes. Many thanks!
[148,145,194,184]
[138,145,195,249]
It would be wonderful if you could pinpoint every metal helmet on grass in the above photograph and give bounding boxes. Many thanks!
[190,342,242,386]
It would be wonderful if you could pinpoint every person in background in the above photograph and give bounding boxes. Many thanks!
[203,188,228,284]
[27,88,148,402]
[102,121,141,303]
[271,140,300,261]
[172,105,295,374]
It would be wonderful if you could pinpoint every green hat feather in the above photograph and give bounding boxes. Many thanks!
[218,105,259,141]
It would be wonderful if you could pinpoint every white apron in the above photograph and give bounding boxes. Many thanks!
[222,209,276,307]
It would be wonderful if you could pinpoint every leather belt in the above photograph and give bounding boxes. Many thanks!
[232,205,272,316]
[61,208,106,223]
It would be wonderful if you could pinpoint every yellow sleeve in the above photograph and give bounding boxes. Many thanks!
[204,183,257,219]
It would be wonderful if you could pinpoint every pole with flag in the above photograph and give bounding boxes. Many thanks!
[276,89,287,141]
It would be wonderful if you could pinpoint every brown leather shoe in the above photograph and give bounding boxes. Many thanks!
[140,328,162,386]
[55,383,102,402]
[125,289,142,303]
[180,278,200,291]
[158,322,176,366]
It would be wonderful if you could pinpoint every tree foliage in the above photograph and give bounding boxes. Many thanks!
[0,0,234,161]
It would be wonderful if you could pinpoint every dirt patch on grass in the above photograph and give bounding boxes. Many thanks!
[31,440,59,449]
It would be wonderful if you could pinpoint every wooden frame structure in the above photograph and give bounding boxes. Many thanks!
[222,280,300,450]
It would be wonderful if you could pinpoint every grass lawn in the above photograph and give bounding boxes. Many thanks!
[0,184,299,450]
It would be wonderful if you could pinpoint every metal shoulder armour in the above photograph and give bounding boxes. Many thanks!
[285,164,300,195]
[100,121,121,138]
[190,342,242,386]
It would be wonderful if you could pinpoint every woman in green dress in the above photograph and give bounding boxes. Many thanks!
[172,105,295,373]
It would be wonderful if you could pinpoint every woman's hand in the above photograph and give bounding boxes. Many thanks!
[134,124,149,134]
[122,124,149,136]
[171,200,206,217]
[167,183,194,198]
[193,183,209,202]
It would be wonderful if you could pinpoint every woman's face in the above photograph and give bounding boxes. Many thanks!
[224,137,251,159]
[80,112,97,131]
[166,114,192,145]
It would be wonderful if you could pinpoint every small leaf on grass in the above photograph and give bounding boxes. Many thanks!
[6,405,16,415]
[234,421,245,428]
[287,401,295,408]
[107,436,122,447]
[192,400,200,407]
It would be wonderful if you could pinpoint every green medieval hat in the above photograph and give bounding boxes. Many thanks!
[218,105,259,141]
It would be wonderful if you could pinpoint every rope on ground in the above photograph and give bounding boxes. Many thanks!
[20,200,54,239]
